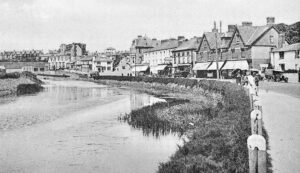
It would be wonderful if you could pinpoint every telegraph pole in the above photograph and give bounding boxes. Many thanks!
[215,22,220,80]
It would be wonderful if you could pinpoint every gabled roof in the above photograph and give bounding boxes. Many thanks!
[229,25,279,47]
[173,37,201,52]
[272,43,300,52]
[144,39,178,53]
[198,32,223,51]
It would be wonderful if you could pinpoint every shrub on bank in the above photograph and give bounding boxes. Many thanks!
[17,83,43,95]
[0,72,20,79]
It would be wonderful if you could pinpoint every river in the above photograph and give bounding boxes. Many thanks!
[0,80,182,173]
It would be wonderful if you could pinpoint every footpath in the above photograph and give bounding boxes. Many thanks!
[259,88,300,172]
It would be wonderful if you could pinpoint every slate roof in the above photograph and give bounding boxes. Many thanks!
[233,25,275,46]
[144,40,178,53]
[173,37,201,52]
[272,43,300,52]
[203,32,224,49]
[134,36,160,48]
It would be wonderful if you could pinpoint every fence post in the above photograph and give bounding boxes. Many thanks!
[253,100,262,114]
[247,134,267,173]
[250,109,263,135]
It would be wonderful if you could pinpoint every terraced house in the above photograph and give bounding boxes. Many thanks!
[173,36,201,74]
[143,38,182,76]
[196,17,290,78]
[223,17,289,71]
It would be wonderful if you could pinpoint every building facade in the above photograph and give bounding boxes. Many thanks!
[48,55,71,70]
[271,43,300,71]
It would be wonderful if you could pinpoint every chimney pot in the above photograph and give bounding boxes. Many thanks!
[242,21,253,26]
[267,17,275,26]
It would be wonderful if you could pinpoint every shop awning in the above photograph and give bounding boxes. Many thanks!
[150,65,167,73]
[193,62,211,70]
[131,65,149,72]
[207,62,224,70]
[221,60,249,70]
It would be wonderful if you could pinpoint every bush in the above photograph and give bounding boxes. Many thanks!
[17,83,43,95]
[0,72,20,79]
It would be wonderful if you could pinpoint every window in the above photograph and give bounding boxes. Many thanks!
[40,68,44,71]
[187,51,190,56]
[107,62,111,65]
[296,50,299,59]
[122,66,125,69]
[231,49,235,53]
[182,52,185,56]
[270,35,274,44]
[34,68,38,71]
[279,52,284,59]
[107,67,111,71]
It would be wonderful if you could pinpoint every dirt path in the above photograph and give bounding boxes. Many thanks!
[259,90,300,172]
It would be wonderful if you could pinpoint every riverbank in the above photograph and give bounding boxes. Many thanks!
[90,76,254,172]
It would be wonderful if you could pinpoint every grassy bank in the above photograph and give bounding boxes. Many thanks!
[92,76,257,172]
[0,72,43,97]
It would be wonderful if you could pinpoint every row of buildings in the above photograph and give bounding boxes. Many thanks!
[128,17,300,78]
[0,17,299,78]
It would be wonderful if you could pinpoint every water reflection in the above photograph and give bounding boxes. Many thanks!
[0,80,182,173]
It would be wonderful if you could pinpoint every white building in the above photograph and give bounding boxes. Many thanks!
[143,39,178,75]
[92,57,113,73]
[48,54,71,70]
[271,43,300,71]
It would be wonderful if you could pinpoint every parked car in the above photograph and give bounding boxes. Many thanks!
[265,69,288,82]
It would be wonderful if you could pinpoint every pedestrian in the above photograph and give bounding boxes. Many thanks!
[236,70,242,85]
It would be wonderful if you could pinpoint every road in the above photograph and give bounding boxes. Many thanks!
[259,81,300,173]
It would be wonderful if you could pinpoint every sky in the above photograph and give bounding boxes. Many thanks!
[0,0,299,52]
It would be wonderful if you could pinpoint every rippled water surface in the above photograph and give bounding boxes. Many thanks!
[0,80,181,173]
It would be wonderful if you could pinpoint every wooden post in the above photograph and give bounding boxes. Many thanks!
[250,110,263,135]
[247,134,267,173]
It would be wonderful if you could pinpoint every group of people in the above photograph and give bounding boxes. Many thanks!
[235,70,259,95]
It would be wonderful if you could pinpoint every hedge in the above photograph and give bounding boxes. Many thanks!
[0,72,20,79]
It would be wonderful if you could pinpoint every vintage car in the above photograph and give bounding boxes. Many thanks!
[265,69,288,82]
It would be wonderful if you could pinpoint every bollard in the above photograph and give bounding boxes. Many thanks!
[250,110,263,135]
[253,100,263,113]
[247,134,267,173]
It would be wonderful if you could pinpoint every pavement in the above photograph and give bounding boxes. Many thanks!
[259,82,300,173]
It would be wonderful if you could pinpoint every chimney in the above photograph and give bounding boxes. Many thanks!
[267,17,275,26]
[228,25,235,33]
[137,35,142,39]
[177,36,185,41]
[278,33,285,48]
[242,21,253,26]
[212,21,218,32]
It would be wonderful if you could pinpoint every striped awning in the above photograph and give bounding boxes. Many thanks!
[221,60,249,70]
[131,65,149,72]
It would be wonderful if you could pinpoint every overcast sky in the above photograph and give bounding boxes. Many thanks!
[0,0,299,52]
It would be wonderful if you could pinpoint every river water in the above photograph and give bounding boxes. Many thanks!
[0,80,182,173]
